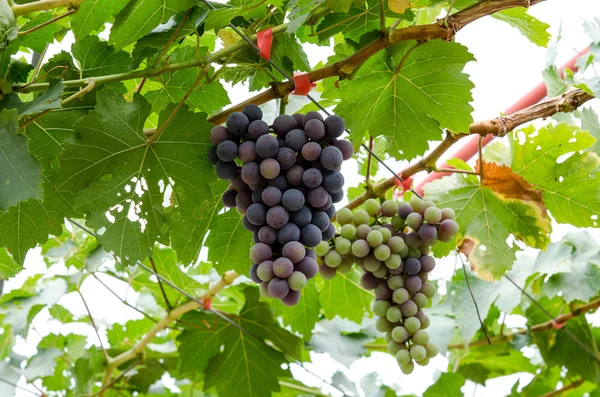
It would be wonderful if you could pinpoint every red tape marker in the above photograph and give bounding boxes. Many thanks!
[394,175,413,197]
[257,28,273,60]
[203,297,213,310]
[551,320,564,330]
[291,72,316,96]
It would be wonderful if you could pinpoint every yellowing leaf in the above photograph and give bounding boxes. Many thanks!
[388,0,410,14]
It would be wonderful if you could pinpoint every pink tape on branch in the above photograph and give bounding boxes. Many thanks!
[257,28,273,60]
[393,176,413,199]
[291,72,316,96]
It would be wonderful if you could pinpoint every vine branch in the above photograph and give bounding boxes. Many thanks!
[11,0,83,16]
[18,9,76,36]
[539,379,584,397]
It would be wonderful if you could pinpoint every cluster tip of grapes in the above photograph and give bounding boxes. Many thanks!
[208,104,353,306]
[315,196,459,373]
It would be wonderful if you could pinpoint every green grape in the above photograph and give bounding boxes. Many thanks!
[356,224,372,239]
[415,358,430,366]
[409,345,427,361]
[391,214,406,230]
[404,317,421,334]
[364,255,381,272]
[288,271,307,291]
[371,224,381,230]
[386,306,402,323]
[406,212,423,230]
[410,196,423,212]
[351,239,370,258]
[384,332,393,343]
[396,349,411,365]
[419,200,436,215]
[391,326,409,343]
[412,292,428,308]
[385,254,402,270]
[441,207,456,220]
[340,224,357,239]
[399,245,410,258]
[353,209,370,226]
[424,206,442,224]
[387,341,403,355]
[420,314,431,329]
[400,361,415,374]
[407,247,421,258]
[425,342,439,358]
[324,250,342,268]
[412,330,429,345]
[379,227,392,243]
[381,200,399,217]
[314,241,330,256]
[335,208,353,225]
[372,265,388,278]
[418,244,431,255]
[374,244,391,261]
[392,288,409,304]
[376,317,394,332]
[387,236,406,253]
[364,198,381,216]
[387,275,404,290]
[367,230,384,247]
[260,282,271,298]
[373,299,391,317]
[335,237,351,255]
[337,256,354,274]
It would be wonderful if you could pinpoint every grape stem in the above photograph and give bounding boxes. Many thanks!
[365,135,374,187]
[539,379,584,397]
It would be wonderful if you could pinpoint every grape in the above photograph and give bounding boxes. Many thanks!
[363,199,380,217]
[419,282,436,299]
[405,232,422,248]
[384,254,401,270]
[269,175,289,191]
[278,138,286,148]
[247,120,269,140]
[412,329,430,347]
[410,196,423,212]
[268,278,290,299]
[249,263,261,283]
[376,317,394,333]
[215,161,237,180]
[311,211,330,232]
[393,288,409,304]
[373,300,391,317]
[419,273,428,283]
[420,256,435,273]
[360,272,379,290]
[291,113,304,127]
[324,250,342,268]
[241,162,261,184]
[290,206,311,228]
[272,147,294,171]
[314,240,330,256]
[256,134,279,158]
[242,104,263,122]
[322,171,344,193]
[273,257,293,278]
[418,244,431,256]
[392,326,409,343]
[331,190,344,203]
[278,223,301,245]
[406,212,423,230]
[387,275,404,290]
[282,289,300,306]
[400,300,418,317]
[319,264,337,279]
[386,306,402,323]
[257,260,275,282]
[441,207,456,220]
[425,342,439,358]
[412,292,428,309]
[250,243,272,263]
[387,236,405,253]
[396,348,411,365]
[388,341,403,355]
[409,345,426,361]
[379,227,392,243]
[334,139,353,160]
[324,115,345,138]
[351,239,370,258]
[400,361,415,375]
[374,245,391,261]
[364,255,381,272]
[305,248,316,260]
[407,247,421,259]
[404,257,421,275]
[404,317,421,334]
[355,225,371,240]
[340,224,356,239]
[423,206,442,224]
[259,158,280,180]
[249,179,267,191]
[301,142,321,162]
[260,282,271,298]
[317,194,332,211]
[226,112,250,136]
[282,270,305,291]
[210,126,232,145]
[352,210,370,226]
[300,224,322,247]
[285,129,308,152]
[420,314,431,329]
[335,208,353,225]
[302,168,323,188]
[258,226,277,245]
[380,200,398,217]
[286,165,304,186]
[304,188,326,209]
[281,241,305,264]
[304,119,325,141]
[375,282,393,300]
[222,189,237,207]
[272,115,297,137]
[391,215,405,230]
[322,222,336,241]
[208,146,219,164]
[405,276,422,294]
[418,224,437,243]
[266,206,289,229]
[262,186,282,206]
[320,146,343,170]
[280,189,304,212]
[366,230,383,248]
[438,219,459,242]
[246,203,267,225]
[303,111,323,125]
[231,172,248,191]
[297,257,318,279]
[326,203,337,219]
[235,189,253,210]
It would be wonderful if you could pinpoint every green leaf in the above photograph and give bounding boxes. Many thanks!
[0,79,64,116]
[0,247,20,278]
[425,160,551,280]
[48,304,75,323]
[72,35,133,77]
[109,0,196,49]
[73,358,94,396]
[205,209,253,275]
[319,268,373,323]
[310,317,374,367]
[57,91,215,265]
[458,344,536,384]
[492,8,550,47]
[71,0,130,39]
[0,109,43,210]
[511,123,600,228]
[0,362,19,396]
[18,13,62,53]
[316,0,382,42]
[272,281,320,341]
[580,107,600,154]
[23,348,63,380]
[177,287,301,397]
[584,17,600,45]
[564,69,600,98]
[423,373,465,397]
[542,66,567,97]
[107,318,156,350]
[0,0,17,47]
[334,40,474,160]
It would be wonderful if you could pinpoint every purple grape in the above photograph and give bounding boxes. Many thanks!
[266,206,289,229]
[249,179,267,191]
[297,257,318,279]
[311,211,329,232]
[268,278,290,299]
[273,257,294,278]
[322,222,336,240]
[325,204,336,219]
[286,165,305,186]
[331,190,343,203]
[398,202,413,219]
[406,232,422,248]
[308,187,329,207]
[286,129,308,152]
[208,145,219,164]
[334,139,353,160]
[360,272,379,290]
[235,189,253,210]
[320,146,343,170]
[278,222,301,245]
[322,171,344,193]
[256,134,279,158]
[249,263,261,283]
[291,206,312,227]
[304,119,325,141]
[439,219,459,242]
[292,113,304,127]
[215,161,237,180]
[405,276,422,294]
[269,175,289,191]
[272,115,297,137]
[258,226,277,245]
[243,216,260,232]
[375,282,393,300]
[282,241,305,264]
[230,172,248,191]
[302,168,323,188]
[303,111,323,126]
[241,162,262,185]
[324,115,345,138]
[252,188,264,204]
[246,203,267,226]
[404,257,421,275]
[242,104,262,121]
[257,260,274,282]
[210,126,232,145]
[260,158,281,180]
[420,255,435,273]
[226,112,249,136]
[282,289,300,306]
[300,224,322,247]
[221,189,237,207]
[301,141,322,161]
[305,248,316,260]
[418,223,437,243]
[248,120,269,139]
[278,138,286,148]
[400,300,418,317]
[250,243,272,263]
[262,186,282,206]
[281,189,305,212]
[276,147,296,170]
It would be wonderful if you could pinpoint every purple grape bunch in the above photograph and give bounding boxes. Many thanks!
[314,196,459,373]
[208,105,354,306]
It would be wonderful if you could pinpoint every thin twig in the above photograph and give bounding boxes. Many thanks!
[444,0,456,25]
[378,0,386,31]
[478,135,484,186]
[0,377,42,396]
[436,167,479,175]
[77,289,109,360]
[149,256,172,311]
[279,381,331,397]
[279,95,288,116]
[366,135,374,187]
[88,360,140,397]
[460,254,492,345]
[539,379,584,397]
[18,9,76,36]
[22,66,69,88]
[30,46,49,83]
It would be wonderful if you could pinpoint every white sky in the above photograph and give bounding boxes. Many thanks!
[7,1,600,396]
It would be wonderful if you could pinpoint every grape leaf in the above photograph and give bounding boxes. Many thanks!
[23,348,62,380]
[177,287,301,397]
[0,362,19,397]
[205,209,253,275]
[0,247,19,278]
[109,0,196,49]
[425,160,551,280]
[310,317,374,367]
[316,0,383,42]
[0,0,17,47]
[492,8,550,47]
[0,109,43,210]
[57,91,215,265]
[334,40,474,160]
[18,13,62,53]
[71,0,130,39]
[584,17,600,45]
[272,282,321,341]
[580,107,600,154]
[458,344,536,384]
[0,79,64,116]
[73,358,94,396]
[423,373,464,397]
[72,35,133,77]
[319,268,373,324]
[511,123,600,228]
